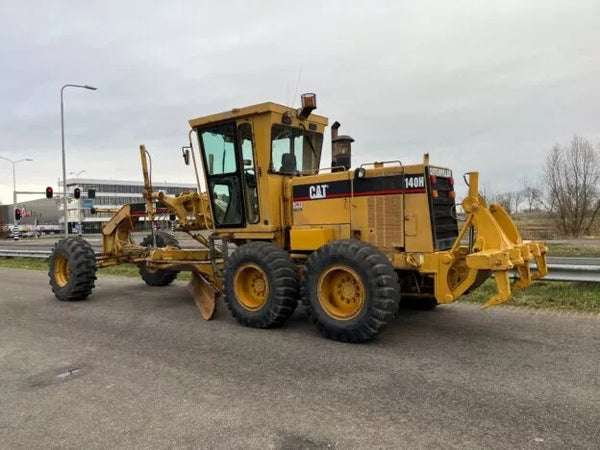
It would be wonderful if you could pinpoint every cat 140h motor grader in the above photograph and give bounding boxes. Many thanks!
[48,93,548,343]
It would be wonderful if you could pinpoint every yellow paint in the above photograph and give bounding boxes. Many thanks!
[290,228,335,251]
[233,263,269,311]
[317,265,365,320]
[53,255,70,287]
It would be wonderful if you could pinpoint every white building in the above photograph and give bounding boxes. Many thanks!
[58,178,198,233]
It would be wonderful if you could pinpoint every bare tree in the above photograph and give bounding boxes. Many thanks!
[479,183,495,204]
[494,192,514,214]
[482,188,523,215]
[544,135,600,237]
[522,180,543,213]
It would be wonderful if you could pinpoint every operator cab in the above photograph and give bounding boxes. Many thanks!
[189,95,328,231]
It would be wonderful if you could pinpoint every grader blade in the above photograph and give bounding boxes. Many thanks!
[189,272,216,320]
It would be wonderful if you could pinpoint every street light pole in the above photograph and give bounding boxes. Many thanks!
[69,170,86,235]
[61,84,97,237]
[0,156,33,225]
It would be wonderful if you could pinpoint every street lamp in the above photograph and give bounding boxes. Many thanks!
[0,156,33,225]
[69,169,86,182]
[61,84,97,237]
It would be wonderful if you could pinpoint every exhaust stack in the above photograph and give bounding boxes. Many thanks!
[331,121,353,172]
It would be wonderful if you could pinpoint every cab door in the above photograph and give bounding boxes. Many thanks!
[197,121,261,228]
[198,122,245,227]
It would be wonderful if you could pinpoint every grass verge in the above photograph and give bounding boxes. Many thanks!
[545,242,600,258]
[0,257,191,280]
[2,257,598,313]
[462,279,600,313]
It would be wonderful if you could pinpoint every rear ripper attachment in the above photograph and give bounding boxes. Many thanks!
[418,171,548,309]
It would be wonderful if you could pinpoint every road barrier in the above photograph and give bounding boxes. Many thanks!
[1,249,599,283]
[0,249,53,258]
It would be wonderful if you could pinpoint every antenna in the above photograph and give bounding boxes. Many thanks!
[290,64,303,109]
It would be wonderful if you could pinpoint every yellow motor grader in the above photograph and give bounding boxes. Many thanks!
[48,94,548,342]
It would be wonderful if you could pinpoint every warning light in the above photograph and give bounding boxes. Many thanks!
[45,186,53,199]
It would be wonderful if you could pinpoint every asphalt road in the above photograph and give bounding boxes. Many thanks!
[1,269,599,449]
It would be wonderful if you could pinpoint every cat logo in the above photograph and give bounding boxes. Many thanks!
[309,184,329,199]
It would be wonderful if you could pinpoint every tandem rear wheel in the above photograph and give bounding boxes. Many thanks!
[223,241,299,328]
[301,239,400,343]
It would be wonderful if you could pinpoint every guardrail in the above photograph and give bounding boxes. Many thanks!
[0,249,52,258]
[1,250,599,283]
[526,258,600,282]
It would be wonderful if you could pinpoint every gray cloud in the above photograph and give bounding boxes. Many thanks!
[1,0,599,203]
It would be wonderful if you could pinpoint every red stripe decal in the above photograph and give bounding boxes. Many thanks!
[292,188,426,202]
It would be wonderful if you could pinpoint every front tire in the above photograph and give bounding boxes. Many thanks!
[139,231,180,286]
[301,239,400,343]
[223,241,299,328]
[48,237,97,301]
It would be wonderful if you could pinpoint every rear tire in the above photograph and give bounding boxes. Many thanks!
[301,239,400,343]
[223,241,299,328]
[48,237,97,301]
[139,231,180,286]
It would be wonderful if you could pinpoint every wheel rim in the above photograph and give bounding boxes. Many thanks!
[317,265,365,320]
[54,254,70,287]
[233,263,269,311]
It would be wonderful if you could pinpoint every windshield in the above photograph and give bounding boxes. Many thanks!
[199,123,237,175]
[271,124,323,174]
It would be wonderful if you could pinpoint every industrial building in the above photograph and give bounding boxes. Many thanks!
[1,178,197,235]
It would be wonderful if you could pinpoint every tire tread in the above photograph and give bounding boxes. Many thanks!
[301,239,400,343]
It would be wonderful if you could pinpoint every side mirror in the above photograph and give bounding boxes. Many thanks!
[182,147,190,166]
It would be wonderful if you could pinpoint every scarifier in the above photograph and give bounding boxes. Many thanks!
[48,94,548,342]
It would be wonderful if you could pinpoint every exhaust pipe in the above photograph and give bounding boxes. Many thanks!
[331,121,353,172]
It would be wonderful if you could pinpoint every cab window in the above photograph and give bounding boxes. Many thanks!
[199,122,243,227]
[201,124,237,175]
[271,124,323,175]
[238,123,259,224]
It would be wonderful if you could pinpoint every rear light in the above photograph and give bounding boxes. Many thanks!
[430,174,437,185]
[449,191,456,199]
[432,190,439,198]
[448,177,454,186]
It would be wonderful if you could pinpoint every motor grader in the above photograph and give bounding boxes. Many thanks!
[48,93,548,343]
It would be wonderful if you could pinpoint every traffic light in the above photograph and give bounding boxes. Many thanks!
[90,207,97,214]
[45,186,53,199]
[74,188,81,199]
[88,188,96,199]
[15,209,21,221]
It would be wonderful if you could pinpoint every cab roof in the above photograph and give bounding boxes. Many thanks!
[188,102,329,128]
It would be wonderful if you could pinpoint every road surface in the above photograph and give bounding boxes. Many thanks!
[1,269,599,449]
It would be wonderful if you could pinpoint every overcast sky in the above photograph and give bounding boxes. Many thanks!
[1,0,599,205]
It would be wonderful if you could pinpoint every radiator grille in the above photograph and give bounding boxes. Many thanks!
[368,194,403,251]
